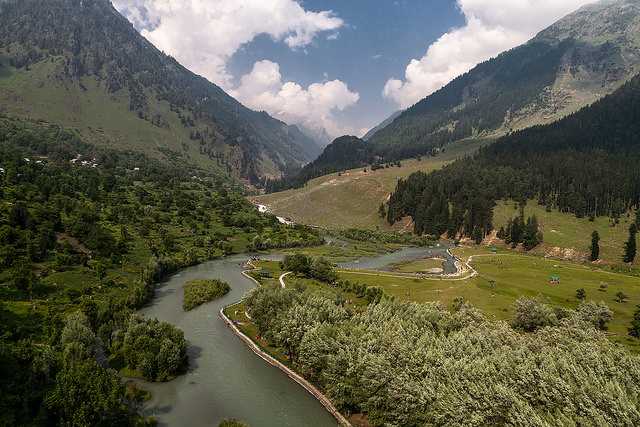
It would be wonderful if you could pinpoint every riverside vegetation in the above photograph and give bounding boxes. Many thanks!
[183,279,231,311]
[0,116,323,426]
[240,256,640,426]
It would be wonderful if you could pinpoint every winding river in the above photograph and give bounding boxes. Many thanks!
[137,245,456,426]
[137,255,337,427]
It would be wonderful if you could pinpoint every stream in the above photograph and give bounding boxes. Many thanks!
[137,255,337,427]
[137,244,456,426]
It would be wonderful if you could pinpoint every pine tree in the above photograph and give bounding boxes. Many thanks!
[523,215,540,250]
[629,305,640,339]
[623,223,637,263]
[472,227,483,245]
[590,231,600,261]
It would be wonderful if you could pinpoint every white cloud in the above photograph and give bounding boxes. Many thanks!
[231,60,360,137]
[112,0,343,88]
[112,0,352,137]
[383,0,598,109]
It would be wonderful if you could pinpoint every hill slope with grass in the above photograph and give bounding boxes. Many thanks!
[386,69,640,264]
[254,138,488,229]
[367,0,640,159]
[0,0,320,182]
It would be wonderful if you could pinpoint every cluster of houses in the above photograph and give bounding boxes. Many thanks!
[70,154,99,168]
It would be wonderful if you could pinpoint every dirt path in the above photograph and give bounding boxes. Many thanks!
[279,271,292,288]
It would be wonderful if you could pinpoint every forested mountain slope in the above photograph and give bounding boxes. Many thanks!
[266,136,374,192]
[387,71,640,239]
[0,0,320,182]
[368,0,640,160]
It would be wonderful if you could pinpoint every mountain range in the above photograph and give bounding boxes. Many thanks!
[366,0,640,159]
[0,0,322,182]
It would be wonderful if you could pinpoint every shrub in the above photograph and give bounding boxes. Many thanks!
[121,315,188,381]
[183,279,230,311]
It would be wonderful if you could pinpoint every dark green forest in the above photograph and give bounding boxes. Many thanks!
[0,115,322,425]
[265,136,373,192]
[386,73,640,242]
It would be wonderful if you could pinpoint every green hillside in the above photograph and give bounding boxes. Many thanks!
[386,68,640,266]
[0,0,320,182]
[368,0,640,160]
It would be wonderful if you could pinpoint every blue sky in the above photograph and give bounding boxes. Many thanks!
[227,0,464,134]
[114,0,596,139]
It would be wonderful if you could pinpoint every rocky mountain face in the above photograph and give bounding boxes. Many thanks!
[0,0,321,181]
[367,0,640,160]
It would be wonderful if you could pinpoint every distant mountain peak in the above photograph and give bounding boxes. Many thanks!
[367,0,640,160]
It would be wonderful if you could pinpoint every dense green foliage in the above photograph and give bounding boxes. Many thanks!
[183,279,231,311]
[246,286,640,426]
[282,254,338,284]
[266,136,372,192]
[121,315,188,381]
[387,73,640,242]
[334,228,434,246]
[0,116,323,424]
[0,0,319,181]
[496,212,543,250]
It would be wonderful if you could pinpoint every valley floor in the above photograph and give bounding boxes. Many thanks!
[252,138,487,230]
[340,245,640,352]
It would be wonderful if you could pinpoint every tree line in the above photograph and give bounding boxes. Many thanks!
[245,284,640,426]
[386,73,640,245]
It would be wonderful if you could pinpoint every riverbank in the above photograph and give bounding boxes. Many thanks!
[136,255,338,427]
[219,306,351,427]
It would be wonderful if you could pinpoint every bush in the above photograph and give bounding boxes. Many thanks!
[121,315,188,381]
[511,297,558,332]
[219,419,248,427]
[183,279,230,311]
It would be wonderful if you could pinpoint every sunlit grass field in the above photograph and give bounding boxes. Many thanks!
[494,200,638,265]
[253,138,488,229]
[338,247,640,352]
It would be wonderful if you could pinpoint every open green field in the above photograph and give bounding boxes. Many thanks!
[252,138,489,229]
[494,200,639,265]
[338,247,640,352]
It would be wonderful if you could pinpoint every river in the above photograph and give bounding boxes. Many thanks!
[137,255,337,427]
[137,245,457,426]
[338,243,457,274]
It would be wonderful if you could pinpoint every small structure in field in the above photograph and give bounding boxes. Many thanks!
[549,275,560,285]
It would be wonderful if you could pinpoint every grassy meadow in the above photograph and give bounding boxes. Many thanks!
[252,138,488,229]
[494,200,639,265]
[337,246,640,352]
